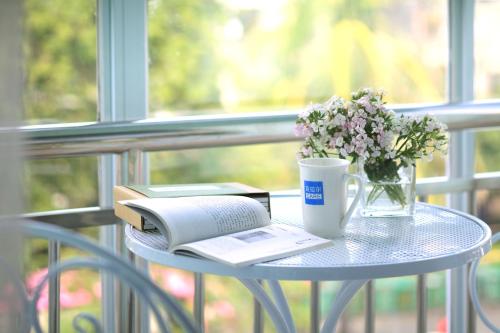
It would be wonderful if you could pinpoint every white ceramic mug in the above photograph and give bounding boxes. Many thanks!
[298,158,363,239]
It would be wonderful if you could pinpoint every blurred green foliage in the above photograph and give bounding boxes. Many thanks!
[24,0,97,123]
[149,0,446,115]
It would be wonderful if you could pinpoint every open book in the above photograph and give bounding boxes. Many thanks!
[123,196,331,267]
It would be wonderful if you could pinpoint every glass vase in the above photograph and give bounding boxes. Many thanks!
[358,160,416,217]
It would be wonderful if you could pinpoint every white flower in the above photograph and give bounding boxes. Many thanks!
[319,126,327,136]
[299,104,313,119]
[343,143,354,154]
[366,137,375,148]
[325,96,345,110]
[332,113,346,126]
[335,136,344,147]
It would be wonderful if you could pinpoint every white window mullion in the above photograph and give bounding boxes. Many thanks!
[447,1,475,333]
[97,0,148,332]
[448,0,475,213]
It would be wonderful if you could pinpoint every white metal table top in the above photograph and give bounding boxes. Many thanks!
[125,196,491,281]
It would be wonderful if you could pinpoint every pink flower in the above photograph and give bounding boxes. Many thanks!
[301,146,313,157]
[354,145,365,155]
[358,96,375,114]
[293,124,313,137]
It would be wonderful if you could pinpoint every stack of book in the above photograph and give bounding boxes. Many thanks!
[114,182,271,230]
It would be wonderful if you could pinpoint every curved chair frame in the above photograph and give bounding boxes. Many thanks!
[469,232,500,333]
[9,220,197,333]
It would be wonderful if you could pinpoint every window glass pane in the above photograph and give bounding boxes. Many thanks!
[150,142,301,189]
[477,189,500,228]
[416,153,446,178]
[475,130,500,173]
[148,0,447,116]
[475,0,500,100]
[24,157,98,212]
[23,0,97,124]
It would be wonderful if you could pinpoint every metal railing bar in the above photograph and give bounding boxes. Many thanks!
[22,123,296,159]
[48,240,60,333]
[9,103,500,159]
[133,255,150,333]
[17,170,500,230]
[23,207,119,228]
[194,273,205,333]
[253,280,264,333]
[416,171,500,196]
[417,274,427,333]
[17,101,500,139]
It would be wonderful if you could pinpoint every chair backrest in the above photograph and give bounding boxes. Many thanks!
[6,220,198,333]
[469,232,500,333]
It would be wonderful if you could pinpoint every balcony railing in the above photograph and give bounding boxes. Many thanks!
[16,101,500,333]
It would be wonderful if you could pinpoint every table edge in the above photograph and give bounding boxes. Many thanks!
[125,201,492,281]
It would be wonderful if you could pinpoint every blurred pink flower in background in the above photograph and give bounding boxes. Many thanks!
[161,271,194,299]
[92,281,102,299]
[26,268,94,311]
[205,300,236,321]
[150,266,195,300]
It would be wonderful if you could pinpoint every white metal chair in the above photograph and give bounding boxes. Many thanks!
[4,220,198,333]
[469,232,500,333]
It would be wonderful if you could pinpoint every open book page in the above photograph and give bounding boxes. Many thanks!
[173,224,332,267]
[124,196,270,249]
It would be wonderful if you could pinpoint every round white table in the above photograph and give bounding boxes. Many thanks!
[125,196,492,333]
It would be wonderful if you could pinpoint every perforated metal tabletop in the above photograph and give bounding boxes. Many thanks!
[125,196,491,281]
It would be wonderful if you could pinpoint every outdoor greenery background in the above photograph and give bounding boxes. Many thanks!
[21,0,500,332]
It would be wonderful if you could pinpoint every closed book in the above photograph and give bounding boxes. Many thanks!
[113,182,270,230]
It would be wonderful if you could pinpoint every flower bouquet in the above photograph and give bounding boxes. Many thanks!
[295,88,448,216]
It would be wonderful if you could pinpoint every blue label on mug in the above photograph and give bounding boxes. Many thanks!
[304,181,324,205]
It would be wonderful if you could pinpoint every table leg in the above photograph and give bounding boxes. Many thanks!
[253,281,264,333]
[321,279,367,333]
[267,280,297,333]
[239,279,291,333]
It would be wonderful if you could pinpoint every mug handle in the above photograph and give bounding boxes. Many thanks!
[340,173,364,229]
